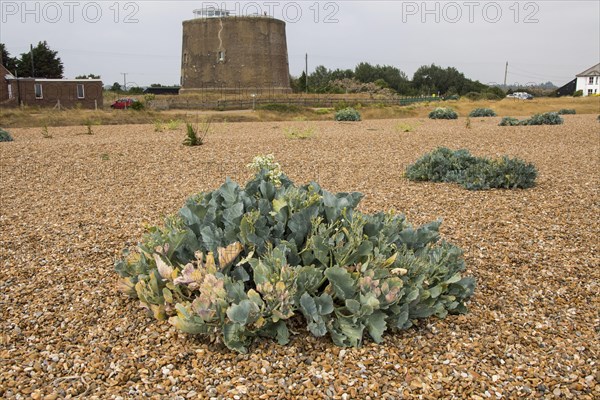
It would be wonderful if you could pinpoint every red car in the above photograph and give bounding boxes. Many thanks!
[110,98,139,109]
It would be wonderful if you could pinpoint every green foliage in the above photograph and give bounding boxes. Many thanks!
[412,64,487,96]
[75,74,100,79]
[129,100,145,111]
[14,41,63,78]
[557,109,576,115]
[429,107,458,120]
[395,123,414,133]
[406,147,537,190]
[116,158,476,352]
[522,112,563,126]
[41,125,52,138]
[0,128,13,142]
[154,121,165,132]
[166,119,182,130]
[0,43,18,72]
[469,108,496,117]
[183,120,211,146]
[444,95,460,101]
[334,107,361,121]
[284,125,317,140]
[498,117,520,126]
[257,104,302,113]
[573,90,583,97]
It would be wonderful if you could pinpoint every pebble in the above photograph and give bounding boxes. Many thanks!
[1,118,598,399]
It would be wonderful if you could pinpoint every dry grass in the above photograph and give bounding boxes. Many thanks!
[1,96,598,129]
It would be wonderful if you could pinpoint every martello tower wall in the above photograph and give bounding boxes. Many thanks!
[180,16,291,94]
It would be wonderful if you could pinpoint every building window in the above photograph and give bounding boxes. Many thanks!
[34,83,43,99]
[589,77,594,84]
[588,89,594,95]
[77,84,85,99]
[183,52,188,65]
[8,84,12,99]
[218,51,225,62]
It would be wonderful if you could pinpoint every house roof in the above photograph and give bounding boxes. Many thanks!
[576,63,600,77]
[5,77,102,82]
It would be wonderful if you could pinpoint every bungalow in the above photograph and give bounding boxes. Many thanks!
[0,64,103,109]
[575,63,600,96]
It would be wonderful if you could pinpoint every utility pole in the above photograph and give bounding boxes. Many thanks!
[503,61,508,87]
[30,44,35,78]
[120,73,128,91]
[305,53,308,94]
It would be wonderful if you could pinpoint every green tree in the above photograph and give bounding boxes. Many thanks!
[75,74,100,79]
[15,41,63,78]
[128,86,144,94]
[308,65,333,93]
[110,82,123,92]
[0,43,18,72]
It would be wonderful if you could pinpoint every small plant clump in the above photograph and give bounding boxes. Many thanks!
[284,125,316,140]
[166,119,182,130]
[183,120,211,146]
[334,107,361,121]
[0,128,13,142]
[395,122,414,133]
[130,101,145,111]
[41,125,53,139]
[406,147,537,190]
[557,109,576,115]
[115,155,476,353]
[154,120,165,132]
[498,117,520,126]
[468,108,496,117]
[428,107,458,120]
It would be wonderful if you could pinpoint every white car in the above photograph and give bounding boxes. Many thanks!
[507,92,533,100]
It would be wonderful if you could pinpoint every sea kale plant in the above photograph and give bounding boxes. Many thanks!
[429,107,458,120]
[468,108,496,117]
[406,147,537,190]
[522,112,563,126]
[557,109,576,115]
[498,117,520,126]
[334,107,361,121]
[116,155,476,353]
[0,128,13,142]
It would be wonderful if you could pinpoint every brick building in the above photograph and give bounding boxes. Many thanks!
[1,64,103,109]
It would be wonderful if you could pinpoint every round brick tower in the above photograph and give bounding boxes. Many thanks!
[180,9,291,94]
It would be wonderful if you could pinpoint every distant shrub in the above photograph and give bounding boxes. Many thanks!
[557,109,576,115]
[0,128,13,142]
[334,107,361,121]
[406,147,537,190]
[522,112,563,126]
[573,90,583,97]
[444,94,460,101]
[130,101,145,111]
[258,103,302,113]
[429,107,458,120]
[463,92,481,101]
[469,108,496,117]
[498,117,520,126]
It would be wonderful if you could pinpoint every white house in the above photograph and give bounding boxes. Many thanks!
[575,63,600,96]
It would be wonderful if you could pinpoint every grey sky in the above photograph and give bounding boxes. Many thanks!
[1,1,599,87]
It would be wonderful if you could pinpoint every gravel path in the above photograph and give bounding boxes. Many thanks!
[1,115,598,399]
